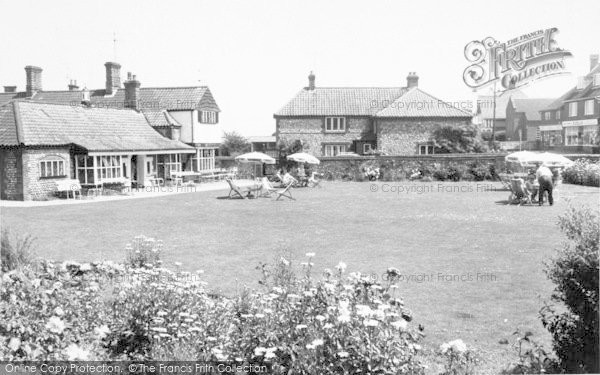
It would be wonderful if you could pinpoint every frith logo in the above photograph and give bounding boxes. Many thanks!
[463,28,572,91]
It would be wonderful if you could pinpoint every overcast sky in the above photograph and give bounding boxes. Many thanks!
[1,0,598,136]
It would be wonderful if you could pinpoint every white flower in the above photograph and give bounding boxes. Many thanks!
[391,319,408,331]
[94,325,111,339]
[254,313,265,318]
[7,337,21,351]
[323,323,334,329]
[337,314,351,323]
[335,262,347,273]
[449,339,467,353]
[356,305,372,317]
[296,324,308,330]
[440,343,451,354]
[364,319,379,327]
[53,307,65,316]
[64,344,89,360]
[305,252,316,258]
[315,315,326,322]
[311,339,324,347]
[80,263,92,272]
[254,347,267,356]
[46,316,65,334]
[338,351,349,358]
[279,257,290,266]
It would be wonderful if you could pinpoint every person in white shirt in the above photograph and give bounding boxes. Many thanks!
[535,164,554,206]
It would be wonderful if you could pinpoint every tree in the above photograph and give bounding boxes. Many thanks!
[432,124,489,153]
[220,131,250,156]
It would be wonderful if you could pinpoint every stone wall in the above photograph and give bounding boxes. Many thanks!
[0,148,23,200]
[276,117,374,155]
[22,148,72,200]
[376,118,470,155]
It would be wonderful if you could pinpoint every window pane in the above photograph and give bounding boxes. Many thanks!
[52,161,58,176]
[40,162,46,177]
[87,169,94,184]
[326,118,331,130]
[86,156,93,167]
[59,162,64,175]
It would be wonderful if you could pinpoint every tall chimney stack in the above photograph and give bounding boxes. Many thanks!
[308,71,315,90]
[25,66,43,97]
[590,54,599,72]
[124,73,141,110]
[3,86,17,93]
[406,72,419,89]
[68,80,79,91]
[104,62,121,95]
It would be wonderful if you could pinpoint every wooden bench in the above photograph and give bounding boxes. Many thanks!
[55,179,82,199]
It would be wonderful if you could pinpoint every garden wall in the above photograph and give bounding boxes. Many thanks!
[216,154,600,182]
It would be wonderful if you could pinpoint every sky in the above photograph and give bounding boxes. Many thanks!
[1,0,599,136]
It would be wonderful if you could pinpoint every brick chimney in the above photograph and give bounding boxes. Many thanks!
[68,80,79,91]
[3,86,17,93]
[104,62,121,95]
[591,54,599,72]
[308,71,315,90]
[124,72,141,110]
[406,72,419,88]
[25,66,42,97]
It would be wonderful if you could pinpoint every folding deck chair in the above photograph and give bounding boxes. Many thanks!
[259,177,278,197]
[275,182,295,201]
[508,178,532,205]
[226,178,262,199]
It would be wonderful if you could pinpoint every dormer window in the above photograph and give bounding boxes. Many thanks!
[199,111,218,124]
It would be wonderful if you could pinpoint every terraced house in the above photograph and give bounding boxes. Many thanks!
[537,54,600,153]
[0,62,222,200]
[274,72,472,156]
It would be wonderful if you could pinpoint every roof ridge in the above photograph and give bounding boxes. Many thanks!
[307,86,407,89]
[19,99,142,112]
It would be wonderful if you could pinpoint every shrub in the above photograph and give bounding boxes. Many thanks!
[125,235,163,268]
[562,159,600,187]
[439,339,479,375]
[1,228,37,272]
[468,162,491,181]
[502,330,558,374]
[540,204,599,373]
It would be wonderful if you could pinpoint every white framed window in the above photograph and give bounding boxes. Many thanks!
[199,111,217,124]
[157,154,182,179]
[39,158,66,178]
[363,143,373,154]
[584,99,595,115]
[325,117,346,132]
[96,155,122,180]
[565,127,580,146]
[555,110,561,120]
[543,112,551,121]
[324,144,346,156]
[75,155,95,184]
[191,148,216,171]
[568,102,578,117]
[418,143,434,155]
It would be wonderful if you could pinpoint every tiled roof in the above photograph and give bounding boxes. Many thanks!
[143,110,183,128]
[375,88,472,118]
[542,62,600,110]
[13,86,220,112]
[248,136,276,143]
[477,89,528,119]
[274,87,408,116]
[511,98,555,121]
[0,103,18,145]
[0,92,27,106]
[0,101,194,153]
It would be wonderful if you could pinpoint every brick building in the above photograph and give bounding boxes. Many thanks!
[538,54,600,153]
[505,98,555,142]
[274,72,472,156]
[0,62,222,200]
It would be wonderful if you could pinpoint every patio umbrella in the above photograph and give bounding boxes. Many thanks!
[286,152,321,165]
[526,152,574,168]
[235,152,276,165]
[504,151,538,166]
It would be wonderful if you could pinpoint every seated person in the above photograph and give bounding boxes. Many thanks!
[282,170,298,186]
[525,174,539,202]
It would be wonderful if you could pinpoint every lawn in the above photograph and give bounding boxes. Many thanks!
[2,181,598,373]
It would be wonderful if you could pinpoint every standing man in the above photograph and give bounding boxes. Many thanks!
[536,163,554,206]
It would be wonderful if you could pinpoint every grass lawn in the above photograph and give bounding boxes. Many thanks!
[2,181,598,373]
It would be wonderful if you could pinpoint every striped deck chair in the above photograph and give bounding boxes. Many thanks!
[275,182,295,201]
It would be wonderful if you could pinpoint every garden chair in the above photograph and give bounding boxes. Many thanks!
[226,178,261,199]
[508,178,531,205]
[259,177,278,197]
[275,182,295,201]
[307,172,322,188]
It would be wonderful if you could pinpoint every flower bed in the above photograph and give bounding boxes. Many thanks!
[562,159,600,187]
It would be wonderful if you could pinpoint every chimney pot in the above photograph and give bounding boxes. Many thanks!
[68,79,80,91]
[308,71,315,90]
[406,72,419,88]
[124,73,141,110]
[25,65,43,97]
[104,62,121,95]
[3,86,17,93]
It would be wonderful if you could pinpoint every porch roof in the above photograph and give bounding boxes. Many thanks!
[0,101,195,154]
